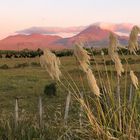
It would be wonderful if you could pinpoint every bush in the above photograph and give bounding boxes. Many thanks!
[0,64,9,69]
[44,83,57,96]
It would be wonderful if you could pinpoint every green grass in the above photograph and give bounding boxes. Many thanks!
[0,55,140,139]
[0,55,139,114]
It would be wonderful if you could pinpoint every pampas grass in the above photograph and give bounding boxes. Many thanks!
[128,25,140,54]
[113,54,124,76]
[108,32,119,55]
[108,32,124,76]
[74,43,90,73]
[1,25,140,140]
[40,49,62,81]
[108,32,125,131]
[74,44,100,97]
[130,70,139,89]
[86,69,101,96]
[14,28,140,139]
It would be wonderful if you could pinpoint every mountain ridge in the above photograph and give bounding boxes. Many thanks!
[0,24,131,50]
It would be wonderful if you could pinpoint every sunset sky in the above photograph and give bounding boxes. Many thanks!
[0,0,140,39]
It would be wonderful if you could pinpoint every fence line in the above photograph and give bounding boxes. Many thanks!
[8,91,91,130]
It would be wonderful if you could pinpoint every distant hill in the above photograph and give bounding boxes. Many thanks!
[47,25,128,49]
[0,34,63,50]
[16,22,134,36]
[0,25,130,50]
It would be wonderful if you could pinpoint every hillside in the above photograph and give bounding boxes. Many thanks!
[0,34,63,50]
[0,25,129,50]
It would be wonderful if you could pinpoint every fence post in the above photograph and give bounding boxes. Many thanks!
[15,98,19,129]
[64,90,71,126]
[39,96,43,129]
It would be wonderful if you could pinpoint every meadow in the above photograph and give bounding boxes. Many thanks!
[0,53,140,139]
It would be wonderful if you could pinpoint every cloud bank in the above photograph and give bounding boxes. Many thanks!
[16,26,86,37]
[16,22,137,37]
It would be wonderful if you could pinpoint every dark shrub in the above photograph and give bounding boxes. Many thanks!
[44,83,57,96]
[5,54,12,58]
[0,64,9,69]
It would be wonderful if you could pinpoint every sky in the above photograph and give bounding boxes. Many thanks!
[0,0,140,39]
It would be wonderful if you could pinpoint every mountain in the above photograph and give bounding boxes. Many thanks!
[0,34,63,50]
[16,22,135,38]
[73,25,110,41]
[48,25,128,48]
[0,24,130,50]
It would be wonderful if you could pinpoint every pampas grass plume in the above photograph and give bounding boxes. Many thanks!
[108,33,124,76]
[86,69,101,97]
[130,70,139,89]
[74,43,90,73]
[40,49,62,81]
[128,25,140,54]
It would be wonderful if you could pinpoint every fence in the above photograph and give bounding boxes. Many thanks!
[12,92,85,130]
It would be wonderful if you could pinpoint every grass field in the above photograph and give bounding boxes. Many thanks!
[0,55,140,139]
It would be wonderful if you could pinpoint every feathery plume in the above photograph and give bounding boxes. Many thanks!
[128,25,140,54]
[73,43,90,73]
[86,69,101,97]
[113,54,124,77]
[40,49,62,81]
[130,70,139,89]
[74,43,100,96]
[40,55,46,68]
[108,32,119,55]
[108,33,124,76]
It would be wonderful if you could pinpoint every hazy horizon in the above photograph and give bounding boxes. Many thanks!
[0,0,140,39]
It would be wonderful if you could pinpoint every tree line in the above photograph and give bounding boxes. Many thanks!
[0,47,140,58]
